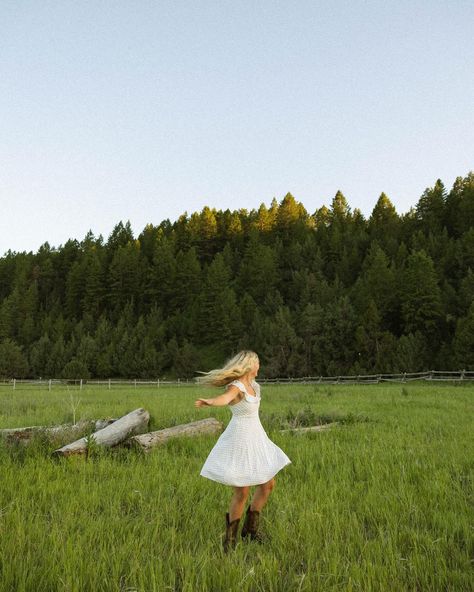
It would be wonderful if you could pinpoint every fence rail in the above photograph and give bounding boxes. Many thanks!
[0,370,473,391]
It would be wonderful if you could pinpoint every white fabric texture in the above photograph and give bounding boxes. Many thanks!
[199,378,292,486]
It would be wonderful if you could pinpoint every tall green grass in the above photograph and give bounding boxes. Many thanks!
[0,383,472,591]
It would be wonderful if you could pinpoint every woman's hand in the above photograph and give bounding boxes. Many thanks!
[195,398,212,408]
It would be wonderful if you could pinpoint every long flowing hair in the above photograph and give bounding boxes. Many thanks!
[194,350,259,387]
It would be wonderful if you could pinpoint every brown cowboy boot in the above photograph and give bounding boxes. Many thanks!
[240,505,265,542]
[222,512,241,552]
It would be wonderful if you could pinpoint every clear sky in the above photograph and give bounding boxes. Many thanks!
[1,1,473,255]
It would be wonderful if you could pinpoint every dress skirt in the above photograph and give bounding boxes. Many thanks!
[199,379,292,487]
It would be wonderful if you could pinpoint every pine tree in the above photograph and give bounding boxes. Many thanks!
[82,249,105,320]
[330,190,351,221]
[0,250,16,301]
[0,296,13,340]
[170,212,188,253]
[65,260,85,320]
[313,295,357,375]
[0,338,29,377]
[275,193,310,243]
[94,315,114,377]
[458,268,474,316]
[187,206,218,262]
[415,179,447,234]
[236,235,279,304]
[61,358,90,379]
[198,253,235,345]
[28,334,52,377]
[144,235,177,314]
[352,299,396,373]
[171,338,201,378]
[353,241,396,329]
[37,256,56,310]
[444,172,474,238]
[107,240,143,317]
[452,302,474,368]
[393,331,429,372]
[261,306,303,376]
[297,302,324,376]
[460,228,474,277]
[368,192,400,257]
[137,223,161,263]
[45,334,67,377]
[106,220,134,252]
[253,203,273,233]
[75,334,97,376]
[239,293,259,334]
[173,247,202,311]
[399,249,443,336]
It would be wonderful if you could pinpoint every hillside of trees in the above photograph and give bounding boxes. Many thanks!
[0,171,473,379]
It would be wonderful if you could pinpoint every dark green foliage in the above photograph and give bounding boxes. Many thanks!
[453,302,474,368]
[0,338,29,377]
[399,249,443,337]
[0,171,473,378]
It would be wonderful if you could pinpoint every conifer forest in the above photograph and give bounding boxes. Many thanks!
[1,171,473,379]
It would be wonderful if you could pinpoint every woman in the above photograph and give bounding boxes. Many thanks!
[194,350,292,552]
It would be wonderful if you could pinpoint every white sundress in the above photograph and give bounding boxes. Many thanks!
[199,379,292,487]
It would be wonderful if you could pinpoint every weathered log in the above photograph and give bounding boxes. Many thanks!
[127,417,223,451]
[280,421,340,433]
[0,419,117,443]
[52,408,150,457]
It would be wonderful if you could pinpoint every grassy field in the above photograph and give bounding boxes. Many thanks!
[0,382,472,592]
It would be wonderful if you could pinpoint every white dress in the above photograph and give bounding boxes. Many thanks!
[199,379,292,486]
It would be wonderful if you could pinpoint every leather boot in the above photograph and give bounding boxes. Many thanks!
[223,512,241,552]
[241,505,264,542]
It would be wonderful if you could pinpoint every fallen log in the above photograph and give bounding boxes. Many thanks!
[127,417,223,452]
[52,408,150,457]
[0,418,117,443]
[280,421,340,433]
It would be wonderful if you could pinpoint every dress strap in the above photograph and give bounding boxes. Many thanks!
[229,379,258,398]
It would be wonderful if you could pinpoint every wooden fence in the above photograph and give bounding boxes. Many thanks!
[0,370,473,391]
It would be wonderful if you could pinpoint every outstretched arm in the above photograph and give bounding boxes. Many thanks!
[195,385,239,408]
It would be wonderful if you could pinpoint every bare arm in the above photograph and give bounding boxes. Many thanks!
[194,385,239,408]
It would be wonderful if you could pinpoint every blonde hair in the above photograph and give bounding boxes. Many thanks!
[194,350,259,387]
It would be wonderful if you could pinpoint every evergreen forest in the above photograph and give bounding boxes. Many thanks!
[1,171,473,379]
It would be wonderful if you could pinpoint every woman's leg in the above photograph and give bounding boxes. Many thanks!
[229,486,250,521]
[248,477,275,512]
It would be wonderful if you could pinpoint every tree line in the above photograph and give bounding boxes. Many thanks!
[0,171,473,379]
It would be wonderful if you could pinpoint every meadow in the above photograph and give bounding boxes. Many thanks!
[0,381,472,592]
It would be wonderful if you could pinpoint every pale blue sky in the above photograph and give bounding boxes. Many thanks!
[1,1,473,255]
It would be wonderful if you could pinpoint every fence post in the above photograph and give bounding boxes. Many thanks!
[157,379,160,388]
[134,379,137,389]
[178,378,180,387]
[48,379,52,392]
[13,378,16,390]
[461,369,465,381]
[80,378,83,391]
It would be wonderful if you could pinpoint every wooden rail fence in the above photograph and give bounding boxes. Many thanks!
[0,370,473,391]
